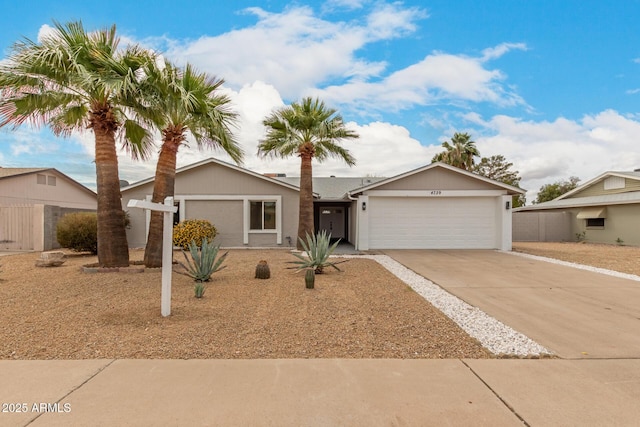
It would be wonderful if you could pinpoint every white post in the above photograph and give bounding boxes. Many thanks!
[161,197,174,317]
[127,197,178,317]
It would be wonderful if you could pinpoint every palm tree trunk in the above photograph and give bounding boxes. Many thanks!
[297,153,314,250]
[94,125,129,267]
[143,139,179,268]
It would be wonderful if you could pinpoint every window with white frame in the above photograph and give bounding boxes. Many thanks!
[250,201,276,230]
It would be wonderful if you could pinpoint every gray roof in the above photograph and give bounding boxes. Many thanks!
[516,191,640,211]
[610,171,640,178]
[276,177,387,200]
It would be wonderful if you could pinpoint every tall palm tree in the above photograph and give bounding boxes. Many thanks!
[141,61,243,268]
[258,97,358,249]
[0,21,155,267]
[431,132,480,170]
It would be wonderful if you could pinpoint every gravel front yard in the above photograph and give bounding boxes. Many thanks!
[0,249,491,360]
[2,242,635,360]
[512,242,640,277]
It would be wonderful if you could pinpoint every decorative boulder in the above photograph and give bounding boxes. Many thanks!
[35,251,66,267]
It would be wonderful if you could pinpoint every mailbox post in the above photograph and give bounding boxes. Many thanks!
[127,197,178,317]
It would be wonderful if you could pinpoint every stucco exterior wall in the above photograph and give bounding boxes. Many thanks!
[513,211,572,242]
[186,200,244,247]
[373,168,505,192]
[573,204,640,246]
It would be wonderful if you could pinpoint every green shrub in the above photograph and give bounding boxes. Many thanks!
[56,212,98,254]
[173,219,217,249]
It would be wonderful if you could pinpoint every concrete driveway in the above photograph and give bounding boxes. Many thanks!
[384,249,640,359]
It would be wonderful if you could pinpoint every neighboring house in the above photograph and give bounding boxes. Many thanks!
[514,170,640,245]
[0,167,97,251]
[122,158,524,251]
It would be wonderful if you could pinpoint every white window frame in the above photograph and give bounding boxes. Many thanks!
[249,200,277,231]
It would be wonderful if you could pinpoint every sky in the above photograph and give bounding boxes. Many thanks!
[1,0,640,202]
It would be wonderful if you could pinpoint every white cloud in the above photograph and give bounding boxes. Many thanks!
[155,3,428,101]
[119,4,523,121]
[313,49,525,114]
[36,24,56,42]
[366,2,427,40]
[322,0,368,11]
[8,128,60,156]
[469,110,640,201]
[480,43,527,62]
[162,6,368,99]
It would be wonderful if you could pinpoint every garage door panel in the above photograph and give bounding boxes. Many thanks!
[368,197,496,249]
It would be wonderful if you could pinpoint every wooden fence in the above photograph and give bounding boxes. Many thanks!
[0,205,34,250]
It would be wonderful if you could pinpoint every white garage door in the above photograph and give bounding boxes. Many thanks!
[368,197,497,249]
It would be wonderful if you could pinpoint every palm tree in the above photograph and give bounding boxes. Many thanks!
[141,61,243,268]
[0,21,155,267]
[258,97,358,249]
[431,132,480,170]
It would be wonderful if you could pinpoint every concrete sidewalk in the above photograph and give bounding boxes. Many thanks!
[2,358,640,426]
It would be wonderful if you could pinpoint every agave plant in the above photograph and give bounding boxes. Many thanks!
[176,238,228,283]
[289,231,345,274]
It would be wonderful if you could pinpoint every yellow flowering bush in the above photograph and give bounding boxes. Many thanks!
[173,219,217,249]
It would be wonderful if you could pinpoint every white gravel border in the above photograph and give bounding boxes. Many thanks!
[336,254,553,357]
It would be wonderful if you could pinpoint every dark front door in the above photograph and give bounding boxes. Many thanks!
[318,207,346,240]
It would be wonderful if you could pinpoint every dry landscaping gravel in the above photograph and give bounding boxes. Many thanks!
[0,249,491,360]
[512,241,640,277]
[3,242,636,360]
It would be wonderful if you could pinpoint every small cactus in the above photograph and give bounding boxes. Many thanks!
[194,282,206,298]
[305,269,315,289]
[255,260,271,279]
